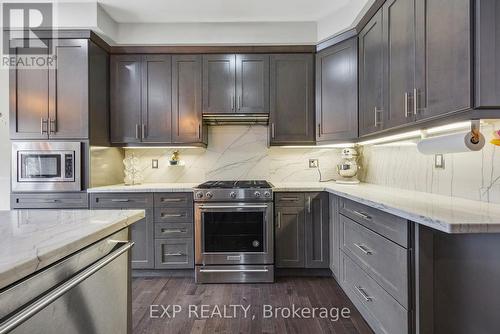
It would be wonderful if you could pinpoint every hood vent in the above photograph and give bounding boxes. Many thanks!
[202,113,269,125]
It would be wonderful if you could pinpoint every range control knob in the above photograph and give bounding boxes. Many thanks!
[205,192,213,199]
[264,191,271,198]
[254,191,262,198]
[195,192,204,199]
[229,191,237,199]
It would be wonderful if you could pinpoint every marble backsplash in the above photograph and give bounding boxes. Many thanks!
[359,120,500,204]
[112,121,500,204]
[123,126,341,184]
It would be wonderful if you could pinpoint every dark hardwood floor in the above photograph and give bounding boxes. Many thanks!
[132,276,373,334]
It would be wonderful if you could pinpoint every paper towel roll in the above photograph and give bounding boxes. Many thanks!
[417,131,485,155]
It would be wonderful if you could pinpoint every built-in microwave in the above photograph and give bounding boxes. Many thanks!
[12,142,81,192]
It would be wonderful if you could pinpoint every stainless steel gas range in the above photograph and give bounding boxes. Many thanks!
[194,180,274,283]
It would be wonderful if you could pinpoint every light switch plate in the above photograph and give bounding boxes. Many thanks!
[434,154,444,169]
[152,159,159,169]
[309,159,319,168]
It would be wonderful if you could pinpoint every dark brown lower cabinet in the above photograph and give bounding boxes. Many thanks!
[90,193,155,269]
[275,192,329,269]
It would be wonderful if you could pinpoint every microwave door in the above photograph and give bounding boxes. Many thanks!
[20,154,62,181]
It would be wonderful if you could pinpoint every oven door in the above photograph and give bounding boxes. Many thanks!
[195,203,273,265]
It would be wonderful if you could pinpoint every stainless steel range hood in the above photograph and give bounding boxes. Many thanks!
[202,113,269,125]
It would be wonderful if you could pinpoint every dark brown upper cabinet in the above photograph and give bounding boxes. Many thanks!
[172,55,205,144]
[10,38,108,143]
[202,54,269,114]
[316,37,358,142]
[359,10,385,137]
[111,55,172,144]
[414,0,471,120]
[269,54,315,146]
[383,0,416,129]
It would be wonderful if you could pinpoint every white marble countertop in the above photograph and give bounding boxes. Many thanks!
[86,182,500,234]
[273,182,500,234]
[0,209,144,290]
[87,183,198,193]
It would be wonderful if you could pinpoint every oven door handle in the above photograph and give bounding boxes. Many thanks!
[198,205,269,209]
[199,268,269,273]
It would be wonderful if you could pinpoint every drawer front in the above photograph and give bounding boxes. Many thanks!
[340,198,408,247]
[90,193,154,209]
[341,216,408,307]
[11,192,88,209]
[154,207,193,223]
[341,253,408,334]
[154,193,193,208]
[155,223,193,239]
[275,193,305,207]
[155,239,194,269]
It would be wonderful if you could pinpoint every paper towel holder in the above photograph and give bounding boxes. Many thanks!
[470,120,481,144]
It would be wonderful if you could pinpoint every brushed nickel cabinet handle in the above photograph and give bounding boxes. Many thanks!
[318,124,321,137]
[413,88,419,115]
[164,252,183,256]
[111,199,130,202]
[352,210,371,220]
[404,92,410,118]
[231,95,235,111]
[271,123,275,139]
[238,95,241,110]
[353,243,373,255]
[135,124,140,140]
[49,118,56,134]
[160,213,183,218]
[161,198,183,202]
[141,124,146,139]
[198,123,201,139]
[161,229,186,234]
[355,286,373,302]
[306,196,311,214]
[279,197,299,201]
[277,212,281,229]
[40,118,48,135]
[374,107,382,127]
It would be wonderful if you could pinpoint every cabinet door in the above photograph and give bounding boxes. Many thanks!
[329,194,341,278]
[475,0,500,108]
[235,54,269,114]
[383,0,416,129]
[130,208,155,269]
[316,38,358,142]
[110,55,142,144]
[9,39,51,139]
[48,39,88,139]
[415,0,471,118]
[305,193,329,268]
[269,54,315,145]
[202,54,236,113]
[172,55,203,143]
[275,206,305,268]
[141,55,172,143]
[359,10,385,136]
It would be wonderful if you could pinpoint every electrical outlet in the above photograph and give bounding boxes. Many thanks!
[309,159,319,168]
[434,154,444,169]
[152,159,159,169]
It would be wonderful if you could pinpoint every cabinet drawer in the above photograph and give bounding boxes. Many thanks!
[340,198,408,247]
[11,192,88,209]
[154,207,193,223]
[90,193,153,209]
[155,223,193,239]
[154,193,193,208]
[341,216,408,307]
[275,193,305,207]
[341,253,408,334]
[155,239,194,269]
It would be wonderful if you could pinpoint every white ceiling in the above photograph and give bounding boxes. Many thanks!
[98,0,352,23]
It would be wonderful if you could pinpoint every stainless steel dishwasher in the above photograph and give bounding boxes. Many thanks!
[0,228,133,334]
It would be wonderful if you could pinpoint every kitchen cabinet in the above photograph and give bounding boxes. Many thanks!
[269,54,315,145]
[329,194,341,279]
[90,193,155,269]
[275,206,305,268]
[10,38,107,142]
[202,54,269,114]
[275,192,329,269]
[415,0,471,120]
[382,0,416,129]
[172,55,205,144]
[305,192,330,268]
[358,9,385,136]
[315,37,358,142]
[111,55,172,144]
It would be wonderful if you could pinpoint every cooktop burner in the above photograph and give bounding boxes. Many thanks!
[196,180,273,189]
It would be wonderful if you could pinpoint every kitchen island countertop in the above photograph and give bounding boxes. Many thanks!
[0,209,144,290]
